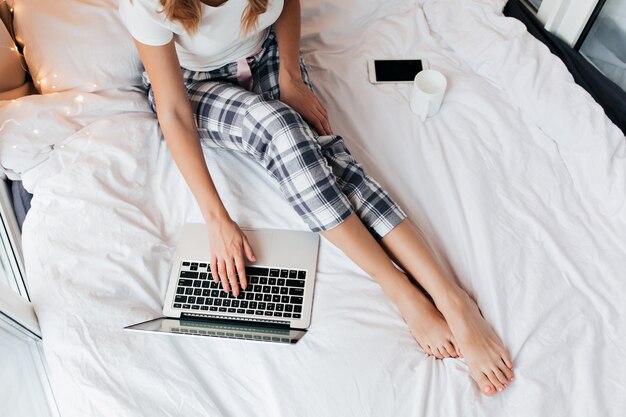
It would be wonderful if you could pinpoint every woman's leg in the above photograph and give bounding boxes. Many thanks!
[251,44,512,394]
[379,221,515,395]
[310,135,513,395]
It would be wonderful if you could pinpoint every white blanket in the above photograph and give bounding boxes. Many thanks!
[2,0,625,416]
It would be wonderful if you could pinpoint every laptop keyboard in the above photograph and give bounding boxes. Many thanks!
[172,261,306,319]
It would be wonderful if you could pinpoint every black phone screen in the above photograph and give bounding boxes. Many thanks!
[374,60,423,82]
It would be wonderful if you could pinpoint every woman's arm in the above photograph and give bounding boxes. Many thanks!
[273,0,301,83]
[133,40,255,296]
[273,0,333,135]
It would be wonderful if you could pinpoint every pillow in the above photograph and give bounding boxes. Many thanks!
[300,0,413,47]
[10,0,143,94]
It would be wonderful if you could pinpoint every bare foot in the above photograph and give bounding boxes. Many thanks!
[396,288,459,359]
[444,292,514,396]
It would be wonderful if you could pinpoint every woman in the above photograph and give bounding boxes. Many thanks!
[120,0,514,396]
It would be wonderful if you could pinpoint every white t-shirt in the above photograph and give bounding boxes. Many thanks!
[119,0,284,71]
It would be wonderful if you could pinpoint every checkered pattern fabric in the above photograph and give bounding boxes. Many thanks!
[143,29,406,239]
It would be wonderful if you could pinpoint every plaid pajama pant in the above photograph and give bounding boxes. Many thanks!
[143,29,406,239]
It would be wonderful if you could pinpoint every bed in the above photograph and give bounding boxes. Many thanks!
[1,0,625,416]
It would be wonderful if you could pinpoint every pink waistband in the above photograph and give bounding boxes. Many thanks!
[236,57,253,91]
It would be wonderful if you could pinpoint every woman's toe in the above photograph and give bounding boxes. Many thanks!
[437,346,450,359]
[499,361,514,381]
[432,347,444,359]
[492,366,510,387]
[443,341,457,358]
[487,370,505,392]
[499,350,514,370]
[474,372,496,396]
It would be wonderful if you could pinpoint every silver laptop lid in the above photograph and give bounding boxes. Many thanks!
[162,224,320,330]
[124,317,307,344]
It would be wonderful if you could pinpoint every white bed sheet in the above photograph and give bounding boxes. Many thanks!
[2,0,625,416]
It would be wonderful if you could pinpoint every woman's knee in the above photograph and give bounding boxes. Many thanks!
[244,96,311,142]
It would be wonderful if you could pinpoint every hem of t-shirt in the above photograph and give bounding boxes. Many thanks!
[134,33,174,46]
[177,28,270,72]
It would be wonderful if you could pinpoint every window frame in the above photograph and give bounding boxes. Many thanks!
[0,180,60,417]
[0,179,29,300]
[573,0,608,50]
[521,0,543,12]
[0,280,40,337]
[0,290,60,417]
[534,0,601,46]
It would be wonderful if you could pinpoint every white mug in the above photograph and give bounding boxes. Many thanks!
[410,70,447,121]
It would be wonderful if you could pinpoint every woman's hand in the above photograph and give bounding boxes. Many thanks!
[279,76,334,136]
[207,215,256,297]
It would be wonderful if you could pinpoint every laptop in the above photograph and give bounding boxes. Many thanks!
[125,223,320,344]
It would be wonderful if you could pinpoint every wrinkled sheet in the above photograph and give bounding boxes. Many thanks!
[2,0,625,416]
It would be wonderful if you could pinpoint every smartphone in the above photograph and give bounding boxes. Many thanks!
[368,59,429,84]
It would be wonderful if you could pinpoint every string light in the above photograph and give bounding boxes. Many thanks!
[3,0,13,13]
[0,118,22,132]
[2,0,13,13]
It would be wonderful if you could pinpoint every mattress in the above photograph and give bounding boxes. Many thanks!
[1,0,625,416]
